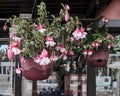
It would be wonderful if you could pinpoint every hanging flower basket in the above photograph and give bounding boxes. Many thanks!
[20,57,52,80]
[87,50,109,67]
[4,1,115,79]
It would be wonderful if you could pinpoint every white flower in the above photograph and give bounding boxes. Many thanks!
[45,41,56,47]
[39,57,51,65]
[50,54,58,61]
[87,50,93,56]
[72,27,87,40]
[45,36,56,47]
[12,47,21,55]
[16,68,22,74]
[38,29,46,33]
[63,55,67,60]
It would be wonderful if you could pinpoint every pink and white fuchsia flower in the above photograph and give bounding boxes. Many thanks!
[45,36,56,47]
[50,52,58,61]
[7,47,14,61]
[9,33,22,43]
[56,43,61,51]
[7,42,21,60]
[65,12,69,22]
[34,49,51,65]
[102,17,108,23]
[72,27,87,40]
[92,42,100,48]
[3,23,8,31]
[66,5,70,10]
[83,50,93,56]
[68,49,74,56]
[16,67,23,75]
[34,23,46,33]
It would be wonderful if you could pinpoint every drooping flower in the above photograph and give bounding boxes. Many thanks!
[12,36,22,43]
[62,54,67,60]
[34,23,46,33]
[11,47,21,55]
[11,42,19,47]
[68,49,74,56]
[66,37,74,42]
[50,52,58,61]
[60,44,68,54]
[7,48,14,60]
[72,27,87,40]
[16,67,23,74]
[34,49,51,65]
[45,36,56,47]
[40,49,49,57]
[106,34,114,40]
[83,50,88,56]
[66,5,70,10]
[83,50,93,56]
[87,50,93,56]
[107,43,114,49]
[101,17,108,22]
[92,42,100,48]
[65,12,69,22]
[56,43,61,51]
[39,57,51,65]
[3,24,8,31]
[20,56,26,63]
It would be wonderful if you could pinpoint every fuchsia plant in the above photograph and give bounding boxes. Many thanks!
[4,2,115,72]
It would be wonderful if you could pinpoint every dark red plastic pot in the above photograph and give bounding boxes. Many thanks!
[87,50,109,67]
[20,58,52,80]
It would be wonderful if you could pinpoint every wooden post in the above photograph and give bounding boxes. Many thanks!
[32,80,39,96]
[87,63,96,96]
[14,55,22,96]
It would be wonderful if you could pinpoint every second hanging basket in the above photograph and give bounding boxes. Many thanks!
[20,57,52,80]
[87,50,109,67]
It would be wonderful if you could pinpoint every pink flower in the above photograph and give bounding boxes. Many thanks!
[39,57,51,65]
[11,42,19,47]
[35,23,46,33]
[92,42,100,48]
[62,54,67,60]
[45,36,56,47]
[72,27,87,40]
[60,45,68,54]
[12,36,22,43]
[87,50,93,56]
[102,17,108,22]
[60,47,66,53]
[20,56,26,63]
[50,53,58,61]
[65,12,69,22]
[66,5,70,10]
[56,43,61,51]
[34,56,51,65]
[3,24,8,30]
[106,34,114,40]
[83,50,87,56]
[83,50,93,56]
[7,48,14,60]
[41,49,48,57]
[107,44,114,49]
[34,49,51,65]
[69,49,74,56]
[11,47,21,55]
[66,37,74,42]
[16,68,22,74]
